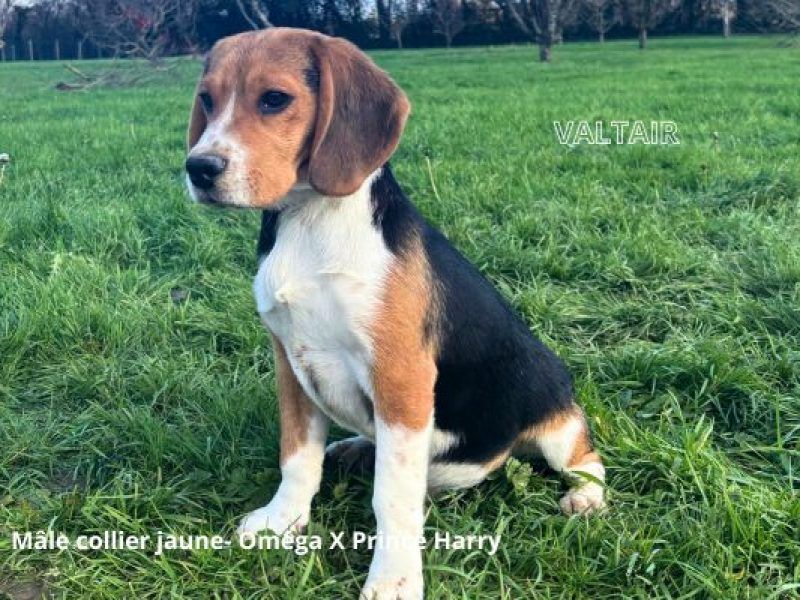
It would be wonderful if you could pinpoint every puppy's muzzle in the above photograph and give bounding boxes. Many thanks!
[185,154,228,190]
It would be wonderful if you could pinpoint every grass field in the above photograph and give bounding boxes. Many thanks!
[1,36,800,598]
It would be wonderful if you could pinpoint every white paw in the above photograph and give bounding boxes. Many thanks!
[559,484,605,515]
[360,572,423,600]
[236,501,309,538]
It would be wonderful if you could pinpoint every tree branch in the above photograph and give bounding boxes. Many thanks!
[234,0,272,29]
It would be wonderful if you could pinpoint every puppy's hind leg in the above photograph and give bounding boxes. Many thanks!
[325,436,375,475]
[426,451,510,494]
[518,405,606,515]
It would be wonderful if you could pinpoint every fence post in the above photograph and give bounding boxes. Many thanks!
[28,39,33,61]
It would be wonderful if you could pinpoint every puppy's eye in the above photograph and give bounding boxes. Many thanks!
[198,92,213,114]
[259,91,292,115]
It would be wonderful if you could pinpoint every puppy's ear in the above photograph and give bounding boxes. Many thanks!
[187,83,207,151]
[308,36,410,197]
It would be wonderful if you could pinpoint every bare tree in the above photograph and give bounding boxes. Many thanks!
[320,0,340,35]
[376,0,392,44]
[234,0,272,29]
[432,0,465,48]
[76,0,193,62]
[502,0,579,61]
[389,0,416,48]
[582,0,621,42]
[702,0,736,37]
[555,0,581,41]
[746,0,800,32]
[0,0,12,41]
[622,0,681,49]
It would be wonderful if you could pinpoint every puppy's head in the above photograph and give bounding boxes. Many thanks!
[185,28,410,207]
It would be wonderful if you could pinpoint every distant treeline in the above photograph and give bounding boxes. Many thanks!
[0,0,797,62]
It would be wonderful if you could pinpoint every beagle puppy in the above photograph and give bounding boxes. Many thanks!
[185,28,605,600]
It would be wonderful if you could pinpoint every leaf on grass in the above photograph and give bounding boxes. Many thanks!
[504,457,532,497]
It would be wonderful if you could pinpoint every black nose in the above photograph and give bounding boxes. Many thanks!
[185,154,227,190]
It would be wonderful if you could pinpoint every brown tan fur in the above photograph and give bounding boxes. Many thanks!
[187,28,409,207]
[514,404,599,468]
[188,30,316,205]
[371,241,437,431]
[187,83,207,150]
[482,450,512,474]
[271,335,314,465]
[307,35,410,196]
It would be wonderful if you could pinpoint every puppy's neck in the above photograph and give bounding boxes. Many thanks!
[275,168,382,218]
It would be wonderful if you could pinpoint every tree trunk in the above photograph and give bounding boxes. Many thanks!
[638,27,647,49]
[539,40,551,62]
[532,0,552,62]
[548,10,559,46]
[599,30,605,43]
[376,0,391,46]
[723,9,731,38]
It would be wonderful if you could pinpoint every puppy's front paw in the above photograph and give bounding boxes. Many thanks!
[361,574,423,600]
[236,501,309,538]
[559,483,605,515]
[361,557,423,600]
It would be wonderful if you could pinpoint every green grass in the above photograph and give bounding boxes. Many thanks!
[1,36,799,598]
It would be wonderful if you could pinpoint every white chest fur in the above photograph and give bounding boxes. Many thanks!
[253,176,392,437]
